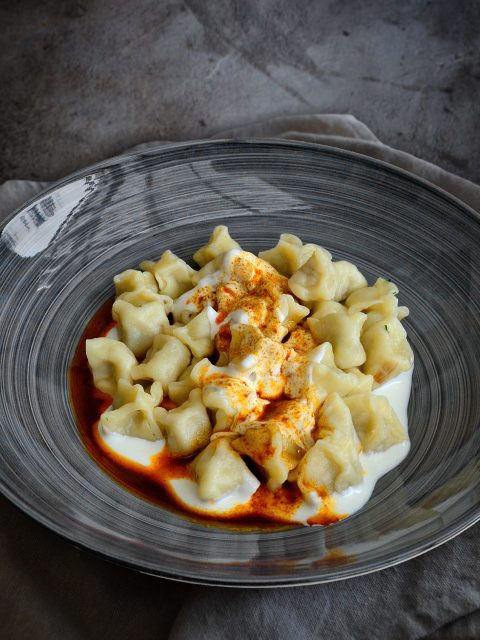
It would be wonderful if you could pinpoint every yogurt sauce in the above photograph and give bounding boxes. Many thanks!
[97,366,413,525]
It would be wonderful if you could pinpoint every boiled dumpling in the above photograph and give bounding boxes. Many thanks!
[345,393,407,452]
[275,294,310,333]
[332,260,368,301]
[361,315,414,384]
[113,269,157,296]
[86,337,137,397]
[154,388,211,456]
[289,248,366,302]
[100,380,162,441]
[193,226,241,267]
[131,334,191,399]
[259,233,316,277]
[167,360,199,405]
[308,302,367,369]
[283,325,318,352]
[140,250,196,298]
[231,419,305,491]
[228,324,288,399]
[312,363,373,403]
[346,278,399,316]
[112,289,173,357]
[288,247,335,301]
[172,307,215,359]
[296,393,363,495]
[192,437,259,501]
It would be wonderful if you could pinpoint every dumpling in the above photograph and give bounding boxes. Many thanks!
[262,399,315,447]
[131,334,191,399]
[231,419,305,491]
[345,277,410,323]
[204,378,268,431]
[167,360,199,406]
[258,234,316,276]
[86,337,137,396]
[345,393,407,452]
[310,300,346,320]
[346,278,395,313]
[140,250,196,298]
[288,247,335,301]
[193,359,268,431]
[100,380,162,441]
[283,325,318,352]
[112,289,173,357]
[361,316,414,384]
[229,251,289,297]
[275,294,310,333]
[312,363,373,404]
[289,248,367,302]
[282,342,336,410]
[193,226,241,267]
[223,295,269,332]
[113,269,158,296]
[296,392,363,495]
[192,437,259,501]
[331,260,368,302]
[228,324,288,399]
[154,388,211,456]
[308,303,367,369]
[172,307,215,358]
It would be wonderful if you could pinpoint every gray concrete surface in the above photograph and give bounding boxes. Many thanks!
[1,0,480,185]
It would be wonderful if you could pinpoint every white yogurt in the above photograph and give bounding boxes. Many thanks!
[97,422,165,466]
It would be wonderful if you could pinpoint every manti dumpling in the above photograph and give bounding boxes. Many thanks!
[361,315,414,384]
[167,360,199,406]
[193,226,241,267]
[231,418,306,491]
[86,337,137,397]
[296,393,363,495]
[228,324,287,399]
[154,388,211,456]
[308,301,367,369]
[113,269,158,296]
[289,247,367,302]
[312,361,373,405]
[131,334,191,400]
[259,233,316,277]
[282,342,335,410]
[172,307,215,359]
[100,380,162,441]
[346,277,400,316]
[275,294,310,334]
[192,436,259,501]
[140,250,196,298]
[200,375,269,432]
[112,289,173,357]
[345,393,407,452]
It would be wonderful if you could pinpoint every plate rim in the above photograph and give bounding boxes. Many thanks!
[2,138,479,231]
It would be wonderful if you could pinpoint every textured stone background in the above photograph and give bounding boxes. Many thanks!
[1,0,480,184]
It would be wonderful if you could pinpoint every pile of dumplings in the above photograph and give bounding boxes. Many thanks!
[86,226,413,505]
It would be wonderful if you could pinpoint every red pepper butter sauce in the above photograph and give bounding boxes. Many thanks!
[69,299,342,529]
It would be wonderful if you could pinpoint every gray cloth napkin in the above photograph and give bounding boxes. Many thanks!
[1,115,479,640]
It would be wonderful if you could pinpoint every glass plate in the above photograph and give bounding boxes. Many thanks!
[0,140,478,586]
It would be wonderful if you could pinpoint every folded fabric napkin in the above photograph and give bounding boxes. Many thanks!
[1,115,478,640]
